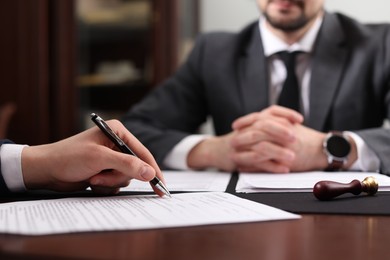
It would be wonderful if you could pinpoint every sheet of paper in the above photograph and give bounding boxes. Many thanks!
[236,171,390,193]
[0,192,299,235]
[121,170,232,192]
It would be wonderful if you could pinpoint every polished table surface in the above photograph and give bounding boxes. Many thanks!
[1,213,389,260]
[1,186,390,260]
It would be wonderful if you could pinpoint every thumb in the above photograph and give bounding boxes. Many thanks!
[88,162,156,189]
[94,147,157,182]
[137,164,156,181]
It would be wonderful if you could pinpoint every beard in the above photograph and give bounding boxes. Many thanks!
[262,0,319,32]
[263,12,308,32]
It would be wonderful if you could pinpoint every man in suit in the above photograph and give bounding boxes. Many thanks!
[0,120,165,195]
[123,0,390,174]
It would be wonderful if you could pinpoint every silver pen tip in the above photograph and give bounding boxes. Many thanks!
[161,186,172,198]
[154,181,171,198]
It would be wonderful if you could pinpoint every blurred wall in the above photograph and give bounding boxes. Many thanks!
[200,0,390,32]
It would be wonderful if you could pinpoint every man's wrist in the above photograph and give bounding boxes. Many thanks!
[163,135,210,170]
[187,134,236,171]
[345,131,379,171]
[21,145,52,190]
[187,138,216,169]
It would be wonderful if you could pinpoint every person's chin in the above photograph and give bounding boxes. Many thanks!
[266,10,302,25]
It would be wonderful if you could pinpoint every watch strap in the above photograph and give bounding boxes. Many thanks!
[325,159,344,171]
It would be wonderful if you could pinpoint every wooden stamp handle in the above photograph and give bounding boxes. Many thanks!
[313,177,378,201]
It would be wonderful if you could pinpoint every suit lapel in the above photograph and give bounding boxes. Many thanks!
[238,24,270,114]
[307,13,348,130]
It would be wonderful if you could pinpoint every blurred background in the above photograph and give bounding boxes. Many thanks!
[0,0,388,145]
[201,0,390,32]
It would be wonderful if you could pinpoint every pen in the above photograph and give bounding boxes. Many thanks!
[90,113,171,197]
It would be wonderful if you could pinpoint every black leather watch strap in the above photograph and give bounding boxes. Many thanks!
[325,158,344,171]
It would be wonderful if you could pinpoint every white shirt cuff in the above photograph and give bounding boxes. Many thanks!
[163,135,210,170]
[345,132,380,172]
[0,144,27,192]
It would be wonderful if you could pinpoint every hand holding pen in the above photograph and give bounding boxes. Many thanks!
[91,113,171,197]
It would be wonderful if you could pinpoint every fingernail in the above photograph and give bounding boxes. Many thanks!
[141,166,155,180]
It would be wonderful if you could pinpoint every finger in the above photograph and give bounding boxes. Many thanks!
[256,115,298,128]
[251,141,296,164]
[108,120,158,166]
[89,170,131,188]
[91,149,167,197]
[105,120,166,184]
[93,146,157,182]
[231,121,296,148]
[231,142,295,167]
[267,105,304,124]
[232,112,260,130]
[90,186,120,195]
[232,106,303,130]
[90,171,165,197]
[95,120,167,197]
[253,119,296,142]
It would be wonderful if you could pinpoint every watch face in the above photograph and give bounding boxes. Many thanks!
[327,135,351,158]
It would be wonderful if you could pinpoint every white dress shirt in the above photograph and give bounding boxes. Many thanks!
[164,17,380,172]
[0,144,27,191]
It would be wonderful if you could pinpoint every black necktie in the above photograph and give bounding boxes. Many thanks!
[277,51,300,112]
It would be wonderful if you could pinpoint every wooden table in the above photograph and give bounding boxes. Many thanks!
[1,214,389,260]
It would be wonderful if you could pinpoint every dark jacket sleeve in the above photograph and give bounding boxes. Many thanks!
[355,24,390,174]
[121,26,255,166]
[121,34,214,165]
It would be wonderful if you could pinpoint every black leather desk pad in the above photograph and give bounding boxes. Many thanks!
[235,192,390,215]
[227,172,390,215]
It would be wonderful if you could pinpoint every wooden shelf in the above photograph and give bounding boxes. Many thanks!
[0,0,198,144]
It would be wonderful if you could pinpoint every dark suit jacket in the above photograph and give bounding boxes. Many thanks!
[123,12,390,174]
[0,139,13,193]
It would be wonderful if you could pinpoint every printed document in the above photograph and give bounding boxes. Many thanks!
[122,170,232,192]
[0,192,300,235]
[236,171,390,193]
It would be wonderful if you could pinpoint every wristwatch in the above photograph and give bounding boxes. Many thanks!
[323,131,351,171]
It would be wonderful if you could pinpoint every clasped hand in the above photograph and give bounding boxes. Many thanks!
[188,105,328,173]
[230,105,327,173]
